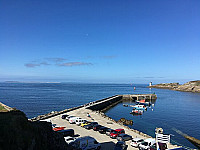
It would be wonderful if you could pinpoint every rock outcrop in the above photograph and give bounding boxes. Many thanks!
[148,80,200,93]
[148,83,180,89]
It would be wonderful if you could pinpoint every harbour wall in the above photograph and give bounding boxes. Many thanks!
[31,94,157,121]
[31,95,121,121]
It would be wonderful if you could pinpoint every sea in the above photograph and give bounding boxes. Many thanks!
[0,82,199,149]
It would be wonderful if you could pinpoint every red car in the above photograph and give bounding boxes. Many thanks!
[53,127,65,131]
[110,129,125,138]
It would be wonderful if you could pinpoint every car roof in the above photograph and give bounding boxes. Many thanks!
[115,129,124,131]
[75,136,95,141]
[144,138,155,142]
[118,133,128,136]
[100,126,107,128]
[116,141,125,144]
[132,138,143,141]
[64,136,74,139]
[58,129,74,132]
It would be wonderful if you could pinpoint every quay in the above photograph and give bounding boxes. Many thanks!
[35,94,179,150]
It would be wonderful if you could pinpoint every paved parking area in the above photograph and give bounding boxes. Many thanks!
[48,107,176,150]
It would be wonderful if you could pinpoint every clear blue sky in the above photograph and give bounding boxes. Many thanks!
[0,0,200,83]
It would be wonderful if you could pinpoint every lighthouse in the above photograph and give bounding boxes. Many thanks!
[149,82,152,86]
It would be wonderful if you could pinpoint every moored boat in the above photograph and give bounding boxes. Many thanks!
[130,104,147,110]
[130,109,143,115]
[136,100,151,106]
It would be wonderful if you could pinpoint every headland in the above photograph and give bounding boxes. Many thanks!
[148,80,200,93]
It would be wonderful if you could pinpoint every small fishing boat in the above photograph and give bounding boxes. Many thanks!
[136,100,151,106]
[130,109,143,115]
[131,104,147,110]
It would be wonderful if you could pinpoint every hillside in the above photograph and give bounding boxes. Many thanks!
[0,109,68,150]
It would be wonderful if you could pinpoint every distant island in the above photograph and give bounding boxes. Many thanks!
[148,80,200,93]
[4,81,61,83]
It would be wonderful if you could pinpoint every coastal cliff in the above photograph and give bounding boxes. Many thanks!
[148,80,200,93]
[0,109,68,150]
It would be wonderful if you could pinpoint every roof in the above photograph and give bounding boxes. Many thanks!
[132,138,143,141]
[115,128,124,131]
[144,138,155,142]
[76,136,95,141]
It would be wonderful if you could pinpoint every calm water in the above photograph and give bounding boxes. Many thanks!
[0,83,199,149]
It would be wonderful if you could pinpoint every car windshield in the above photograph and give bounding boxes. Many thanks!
[67,138,74,141]
[112,131,118,134]
[141,142,148,146]
[138,139,143,142]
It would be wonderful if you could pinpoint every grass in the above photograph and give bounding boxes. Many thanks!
[0,105,8,112]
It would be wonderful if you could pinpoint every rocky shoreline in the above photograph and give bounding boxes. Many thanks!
[148,80,200,93]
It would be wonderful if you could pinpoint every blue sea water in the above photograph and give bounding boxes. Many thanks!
[0,83,199,149]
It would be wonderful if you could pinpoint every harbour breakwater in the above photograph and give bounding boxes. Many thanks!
[31,94,156,121]
[148,80,200,93]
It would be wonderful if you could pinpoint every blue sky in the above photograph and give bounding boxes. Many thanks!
[0,0,200,83]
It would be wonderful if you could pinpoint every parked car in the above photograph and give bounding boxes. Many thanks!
[64,136,77,145]
[66,115,75,121]
[53,127,65,131]
[84,122,98,129]
[80,121,91,127]
[75,118,87,125]
[99,127,109,134]
[150,142,167,150]
[110,129,125,138]
[61,114,68,119]
[138,138,156,150]
[71,136,101,150]
[69,117,82,124]
[57,129,74,137]
[130,138,144,147]
[106,128,114,136]
[114,141,128,150]
[93,124,103,131]
[117,134,132,141]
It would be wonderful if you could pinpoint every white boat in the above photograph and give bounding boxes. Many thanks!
[130,105,147,110]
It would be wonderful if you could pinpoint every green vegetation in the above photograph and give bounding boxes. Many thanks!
[0,105,7,112]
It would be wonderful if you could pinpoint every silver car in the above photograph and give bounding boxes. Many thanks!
[116,134,132,141]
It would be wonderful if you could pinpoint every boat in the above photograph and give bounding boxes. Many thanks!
[130,104,147,110]
[130,109,143,115]
[136,100,151,106]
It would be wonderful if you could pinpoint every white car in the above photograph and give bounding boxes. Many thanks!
[72,136,101,150]
[66,115,75,121]
[138,138,156,150]
[64,136,77,145]
[69,117,82,124]
[75,119,87,125]
[130,138,144,147]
